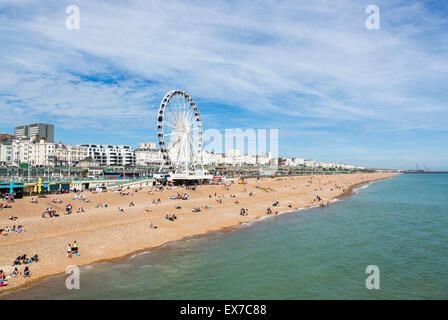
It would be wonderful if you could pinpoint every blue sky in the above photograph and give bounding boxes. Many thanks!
[0,0,447,170]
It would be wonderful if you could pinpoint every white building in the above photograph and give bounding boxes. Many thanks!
[12,138,55,167]
[12,138,31,166]
[52,142,89,166]
[257,152,272,166]
[283,157,305,167]
[135,147,163,166]
[80,144,136,166]
[200,150,224,165]
[0,142,13,166]
[200,149,272,166]
[29,139,56,166]
[316,161,336,169]
[304,159,316,168]
[242,154,257,165]
[225,149,241,165]
[138,142,157,149]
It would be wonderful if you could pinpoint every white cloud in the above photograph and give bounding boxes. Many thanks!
[0,0,447,168]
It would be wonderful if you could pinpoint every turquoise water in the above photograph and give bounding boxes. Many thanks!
[4,174,448,299]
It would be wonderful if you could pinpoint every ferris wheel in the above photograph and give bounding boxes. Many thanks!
[157,90,203,174]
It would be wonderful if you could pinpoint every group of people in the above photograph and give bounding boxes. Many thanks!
[1,225,26,235]
[0,267,29,287]
[42,208,58,218]
[0,193,14,202]
[0,203,12,210]
[67,241,79,258]
[240,208,249,216]
[170,193,189,200]
[192,205,212,213]
[266,207,279,215]
[73,193,88,201]
[166,214,177,221]
[256,186,273,193]
[12,254,39,266]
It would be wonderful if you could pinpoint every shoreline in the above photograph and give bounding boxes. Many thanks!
[0,173,398,297]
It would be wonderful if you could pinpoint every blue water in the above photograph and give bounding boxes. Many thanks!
[4,174,448,299]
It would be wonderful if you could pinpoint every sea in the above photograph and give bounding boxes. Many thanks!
[3,173,448,299]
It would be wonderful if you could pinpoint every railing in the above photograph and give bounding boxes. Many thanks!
[0,176,154,185]
[105,177,154,188]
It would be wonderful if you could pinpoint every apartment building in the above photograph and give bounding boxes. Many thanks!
[14,123,54,143]
[135,147,163,166]
[80,144,136,166]
[0,142,13,166]
[52,142,89,166]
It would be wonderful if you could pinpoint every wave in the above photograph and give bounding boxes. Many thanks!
[352,182,371,195]
[236,204,323,229]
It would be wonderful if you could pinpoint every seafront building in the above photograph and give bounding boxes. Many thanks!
[138,142,157,149]
[11,138,31,166]
[304,159,316,168]
[135,145,163,166]
[1,123,363,171]
[14,123,54,143]
[52,142,89,166]
[29,138,56,167]
[0,142,13,166]
[200,150,225,165]
[284,157,305,167]
[80,144,136,166]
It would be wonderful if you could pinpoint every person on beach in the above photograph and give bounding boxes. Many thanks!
[72,241,78,255]
[0,270,7,287]
[23,266,30,278]
[11,267,20,277]
[149,222,157,229]
[67,244,72,258]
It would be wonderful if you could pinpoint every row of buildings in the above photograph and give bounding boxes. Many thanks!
[0,123,361,170]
